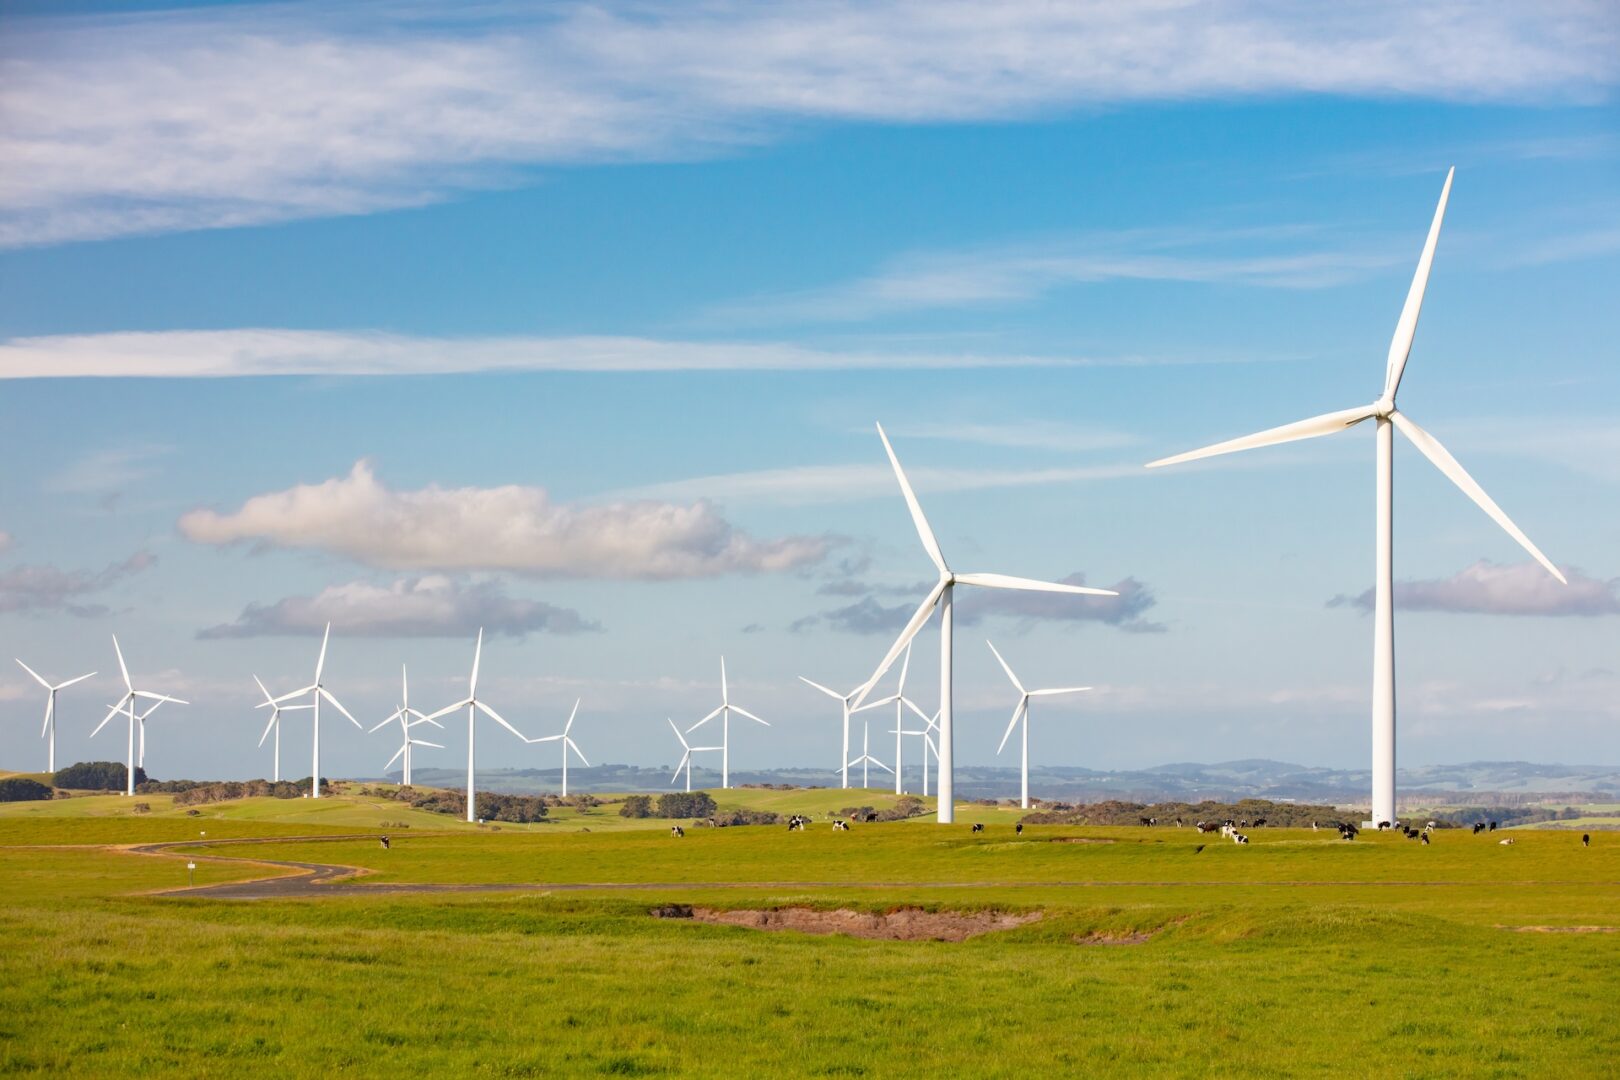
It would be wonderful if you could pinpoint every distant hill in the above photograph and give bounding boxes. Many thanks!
[400,759,1620,804]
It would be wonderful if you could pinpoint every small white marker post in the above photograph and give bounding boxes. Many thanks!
[187,861,196,887]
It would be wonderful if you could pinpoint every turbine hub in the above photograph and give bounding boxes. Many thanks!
[1372,396,1395,419]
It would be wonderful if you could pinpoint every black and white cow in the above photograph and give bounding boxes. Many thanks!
[670,825,685,837]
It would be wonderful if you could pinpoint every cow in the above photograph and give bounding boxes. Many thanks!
[670,825,685,837]
[832,819,849,831]
[1582,833,1591,848]
[1377,820,1392,831]
[1488,821,1499,833]
[1472,822,1487,835]
[971,823,984,833]
[378,836,390,850]
[1015,823,1024,836]
[1420,833,1430,845]
[1498,837,1515,845]
[1196,821,1219,834]
[1253,818,1267,828]
[1233,833,1249,845]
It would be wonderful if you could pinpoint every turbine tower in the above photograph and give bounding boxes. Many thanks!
[421,629,530,822]
[527,700,588,797]
[846,720,893,790]
[368,665,442,786]
[668,718,722,793]
[260,624,360,799]
[91,636,186,795]
[1146,168,1564,826]
[14,659,94,773]
[852,423,1117,823]
[987,640,1091,809]
[687,657,768,789]
[253,675,310,783]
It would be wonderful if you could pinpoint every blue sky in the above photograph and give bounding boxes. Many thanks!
[1,1,1617,785]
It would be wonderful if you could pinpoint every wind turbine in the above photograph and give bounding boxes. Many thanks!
[253,676,311,783]
[798,676,862,788]
[853,643,931,795]
[1146,168,1564,826]
[527,699,588,797]
[259,623,360,799]
[846,720,893,791]
[851,423,1118,823]
[420,629,530,823]
[686,657,768,789]
[668,717,722,793]
[14,660,94,773]
[367,665,442,787]
[987,640,1091,809]
[90,636,187,795]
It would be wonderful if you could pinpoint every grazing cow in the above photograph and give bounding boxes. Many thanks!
[1426,820,1437,830]
[1582,834,1591,848]
[670,825,685,837]
[1015,823,1024,836]
[1377,820,1392,831]
[1195,821,1218,834]
[379,836,390,850]
[864,812,878,823]
[1233,833,1249,845]
[1311,821,1319,832]
[971,823,984,833]
[1253,818,1266,828]
[1472,822,1487,835]
[1488,821,1499,832]
[1174,818,1185,828]
[1498,837,1515,845]
[832,820,849,831]
[1420,833,1430,845]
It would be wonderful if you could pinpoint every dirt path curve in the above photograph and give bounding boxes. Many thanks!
[129,835,1620,900]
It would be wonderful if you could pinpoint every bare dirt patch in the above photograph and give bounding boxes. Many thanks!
[652,905,1041,941]
[1496,925,1618,934]
[1073,915,1190,946]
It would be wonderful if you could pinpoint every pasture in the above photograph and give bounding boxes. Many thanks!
[1,789,1616,1077]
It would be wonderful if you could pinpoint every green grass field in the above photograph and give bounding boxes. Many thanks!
[2,786,1616,1077]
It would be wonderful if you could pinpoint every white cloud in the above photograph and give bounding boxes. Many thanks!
[199,575,599,639]
[3,1,1614,246]
[0,328,1144,379]
[178,459,833,579]
[1328,559,1620,616]
[0,550,155,617]
[46,444,172,493]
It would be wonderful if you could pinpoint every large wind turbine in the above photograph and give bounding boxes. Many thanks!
[527,700,588,797]
[853,643,931,795]
[668,718,722,793]
[1146,168,1564,826]
[421,629,530,822]
[14,660,94,773]
[90,636,187,795]
[687,657,767,789]
[260,624,360,799]
[253,675,310,783]
[367,666,442,787]
[852,423,1118,823]
[987,641,1091,809]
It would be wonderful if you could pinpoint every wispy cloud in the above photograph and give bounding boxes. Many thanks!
[179,459,834,580]
[199,575,600,639]
[4,1,1614,247]
[46,444,172,494]
[1328,560,1619,616]
[708,227,1409,324]
[889,420,1141,454]
[0,328,1170,378]
[618,461,1147,506]
[791,571,1162,634]
[0,550,155,617]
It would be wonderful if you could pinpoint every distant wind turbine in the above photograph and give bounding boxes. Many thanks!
[421,629,530,822]
[253,675,310,783]
[798,676,862,789]
[668,717,722,793]
[686,657,767,789]
[852,422,1117,823]
[259,624,360,799]
[853,642,931,795]
[527,699,588,797]
[90,636,186,795]
[987,640,1091,810]
[14,659,94,773]
[368,665,442,787]
[846,720,893,791]
[1146,168,1564,826]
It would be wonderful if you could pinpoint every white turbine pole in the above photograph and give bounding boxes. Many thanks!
[125,697,137,795]
[1373,416,1396,824]
[937,584,953,821]
[1021,705,1029,809]
[689,658,765,790]
[274,715,281,783]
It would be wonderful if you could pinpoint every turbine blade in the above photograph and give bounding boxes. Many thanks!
[258,711,278,748]
[469,628,483,695]
[564,699,580,736]
[409,739,444,750]
[475,700,526,742]
[91,698,127,738]
[730,705,769,726]
[270,685,316,706]
[112,635,131,690]
[529,734,565,743]
[876,422,948,573]
[996,699,1026,756]
[401,663,409,708]
[902,697,932,725]
[854,694,899,713]
[798,676,844,701]
[368,710,404,734]
[134,691,187,704]
[896,642,912,695]
[668,717,690,751]
[956,572,1118,597]
[1385,167,1454,400]
[1145,404,1376,469]
[41,696,54,739]
[421,700,469,724]
[56,671,95,690]
[1030,686,1093,697]
[567,738,589,767]
[851,577,947,709]
[14,659,50,689]
[385,743,407,770]
[686,705,724,733]
[253,674,275,705]
[319,687,361,728]
[720,656,728,705]
[986,640,1023,692]
[1390,410,1566,584]
[672,750,691,783]
[315,622,331,682]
